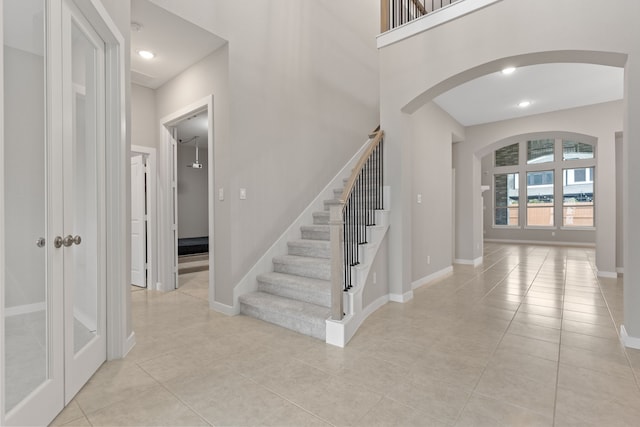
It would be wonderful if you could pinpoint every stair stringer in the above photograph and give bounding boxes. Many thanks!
[326,208,390,348]
[227,137,374,315]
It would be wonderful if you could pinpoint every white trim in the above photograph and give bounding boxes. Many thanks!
[377,0,502,48]
[229,136,376,314]
[412,266,454,290]
[158,96,215,297]
[131,145,157,289]
[209,300,238,316]
[0,1,5,416]
[455,256,483,266]
[597,271,618,279]
[326,294,389,348]
[4,302,47,317]
[560,226,596,231]
[484,238,596,248]
[621,325,640,349]
[389,291,414,303]
[123,331,136,357]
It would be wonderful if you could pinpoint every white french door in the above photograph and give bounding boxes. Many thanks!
[61,0,107,404]
[1,0,108,425]
[131,154,147,287]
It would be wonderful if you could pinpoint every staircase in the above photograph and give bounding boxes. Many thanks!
[238,185,349,340]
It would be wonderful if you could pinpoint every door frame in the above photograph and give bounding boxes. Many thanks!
[158,96,215,297]
[131,145,157,289]
[1,0,128,423]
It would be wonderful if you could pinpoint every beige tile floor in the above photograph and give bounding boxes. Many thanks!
[51,243,640,426]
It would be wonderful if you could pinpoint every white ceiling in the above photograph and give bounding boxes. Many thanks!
[433,63,624,126]
[130,0,226,89]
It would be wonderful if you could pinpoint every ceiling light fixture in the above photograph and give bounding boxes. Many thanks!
[131,22,143,32]
[501,67,516,75]
[518,100,531,108]
[137,50,155,60]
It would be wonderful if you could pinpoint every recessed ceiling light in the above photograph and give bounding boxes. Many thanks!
[518,100,531,108]
[502,67,516,75]
[137,50,155,60]
[131,22,143,32]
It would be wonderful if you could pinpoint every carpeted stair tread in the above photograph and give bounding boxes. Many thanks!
[288,239,331,258]
[239,292,329,340]
[272,254,331,280]
[257,272,331,307]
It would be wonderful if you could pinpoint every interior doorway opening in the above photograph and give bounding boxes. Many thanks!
[174,111,210,294]
[158,95,215,301]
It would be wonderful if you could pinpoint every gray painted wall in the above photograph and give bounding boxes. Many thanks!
[380,0,639,302]
[177,144,209,239]
[411,102,464,283]
[131,84,157,149]
[149,0,380,306]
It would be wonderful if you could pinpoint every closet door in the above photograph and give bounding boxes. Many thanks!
[2,1,65,425]
[61,0,107,403]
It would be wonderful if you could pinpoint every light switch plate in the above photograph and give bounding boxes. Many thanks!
[240,188,247,200]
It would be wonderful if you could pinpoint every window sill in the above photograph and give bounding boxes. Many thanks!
[560,226,596,231]
[524,226,556,230]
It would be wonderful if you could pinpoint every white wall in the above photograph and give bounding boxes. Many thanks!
[176,144,208,238]
[411,102,464,282]
[151,0,380,307]
[379,0,640,306]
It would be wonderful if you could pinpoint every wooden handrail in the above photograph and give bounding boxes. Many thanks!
[340,128,384,204]
[410,0,428,16]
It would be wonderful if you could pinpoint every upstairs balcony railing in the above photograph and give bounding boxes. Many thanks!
[330,128,384,321]
[381,0,459,32]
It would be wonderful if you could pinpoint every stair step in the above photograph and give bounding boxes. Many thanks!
[312,211,330,225]
[257,272,331,307]
[239,292,329,340]
[323,199,343,210]
[288,239,331,259]
[273,255,331,280]
[301,224,330,241]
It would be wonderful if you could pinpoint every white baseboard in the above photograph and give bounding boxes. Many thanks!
[326,294,390,347]
[621,325,640,349]
[412,266,453,290]
[484,238,595,248]
[597,271,618,279]
[389,290,413,303]
[123,331,136,357]
[210,299,238,316]
[4,302,46,317]
[454,256,483,266]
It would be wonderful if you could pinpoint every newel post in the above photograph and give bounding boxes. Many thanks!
[381,0,390,32]
[330,203,345,320]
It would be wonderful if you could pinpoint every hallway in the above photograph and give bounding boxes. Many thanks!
[52,244,640,426]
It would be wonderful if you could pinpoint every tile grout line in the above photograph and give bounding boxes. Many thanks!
[451,245,546,425]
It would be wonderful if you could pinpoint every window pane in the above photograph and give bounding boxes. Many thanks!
[495,173,519,225]
[495,143,519,167]
[527,170,554,226]
[563,167,594,227]
[527,139,554,164]
[563,140,594,161]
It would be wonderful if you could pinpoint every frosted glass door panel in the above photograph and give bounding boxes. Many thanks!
[67,19,103,355]
[2,0,48,414]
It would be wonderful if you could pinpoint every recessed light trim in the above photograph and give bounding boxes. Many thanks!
[518,100,531,108]
[137,50,155,60]
[501,67,516,75]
